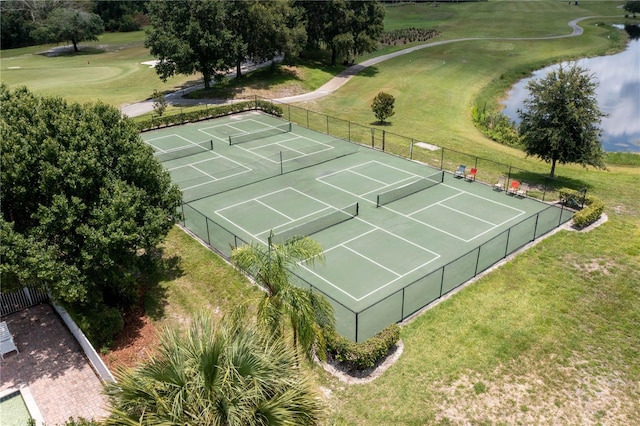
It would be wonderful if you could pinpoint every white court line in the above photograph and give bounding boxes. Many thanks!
[299,223,441,302]
[438,203,498,226]
[215,187,293,214]
[442,182,526,214]
[233,133,336,164]
[198,123,243,142]
[408,191,463,216]
[145,134,208,153]
[342,245,402,277]
[256,199,294,221]
[360,175,420,197]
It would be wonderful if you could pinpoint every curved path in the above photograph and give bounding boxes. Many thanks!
[121,16,612,117]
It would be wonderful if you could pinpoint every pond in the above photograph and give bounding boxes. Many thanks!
[501,25,640,153]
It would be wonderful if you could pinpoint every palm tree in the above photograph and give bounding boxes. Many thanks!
[230,235,335,361]
[104,312,321,425]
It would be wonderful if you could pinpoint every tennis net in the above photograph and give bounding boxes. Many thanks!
[154,140,213,162]
[376,170,444,207]
[271,202,359,245]
[229,122,292,145]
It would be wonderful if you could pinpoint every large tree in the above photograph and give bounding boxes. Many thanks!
[145,0,238,89]
[231,235,334,361]
[518,64,606,177]
[0,85,182,345]
[30,6,104,52]
[298,0,385,66]
[105,313,322,425]
[624,1,640,17]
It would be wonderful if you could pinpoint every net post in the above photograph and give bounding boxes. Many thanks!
[209,140,213,150]
[356,202,359,216]
[280,151,283,175]
[376,195,381,208]
[228,135,232,145]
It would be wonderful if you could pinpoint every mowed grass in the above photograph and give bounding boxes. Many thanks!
[1,30,194,105]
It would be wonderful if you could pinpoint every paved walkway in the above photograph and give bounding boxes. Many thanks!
[120,16,608,118]
[0,304,109,425]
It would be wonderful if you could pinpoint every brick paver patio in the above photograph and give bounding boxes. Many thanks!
[0,304,109,424]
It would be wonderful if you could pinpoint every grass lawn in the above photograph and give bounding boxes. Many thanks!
[8,0,639,423]
[1,30,195,106]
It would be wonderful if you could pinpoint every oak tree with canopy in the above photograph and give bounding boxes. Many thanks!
[30,6,104,52]
[0,85,182,346]
[145,0,238,90]
[297,0,385,66]
[227,0,307,79]
[518,64,606,178]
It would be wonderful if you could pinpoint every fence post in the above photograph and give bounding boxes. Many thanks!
[440,147,444,170]
[280,151,284,175]
[371,128,375,148]
[326,115,329,134]
[382,130,386,151]
[439,265,445,297]
[205,217,211,245]
[474,246,482,276]
[348,121,351,141]
[355,312,359,343]
[410,139,414,159]
[532,213,540,242]
[306,109,309,128]
[504,228,511,258]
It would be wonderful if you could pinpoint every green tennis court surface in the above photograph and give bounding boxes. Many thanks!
[142,111,573,341]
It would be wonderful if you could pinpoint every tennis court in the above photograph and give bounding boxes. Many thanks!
[142,111,573,341]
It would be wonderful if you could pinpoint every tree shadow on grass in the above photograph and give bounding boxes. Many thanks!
[106,248,183,356]
[39,46,106,57]
[140,247,184,321]
[186,66,304,100]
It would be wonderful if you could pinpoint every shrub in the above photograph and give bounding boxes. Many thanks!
[137,100,284,132]
[572,196,605,229]
[559,188,604,229]
[325,324,400,370]
[472,104,521,147]
[70,303,124,348]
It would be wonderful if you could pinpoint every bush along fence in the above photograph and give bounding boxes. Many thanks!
[559,188,604,229]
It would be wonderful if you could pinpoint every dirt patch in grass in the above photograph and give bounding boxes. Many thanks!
[433,355,639,425]
[102,308,158,371]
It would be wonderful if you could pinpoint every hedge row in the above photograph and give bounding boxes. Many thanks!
[136,99,284,132]
[325,323,400,371]
[559,188,605,229]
